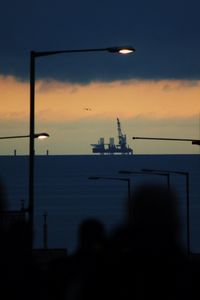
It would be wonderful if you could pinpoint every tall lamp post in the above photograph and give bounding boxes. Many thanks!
[29,46,135,249]
[142,168,190,255]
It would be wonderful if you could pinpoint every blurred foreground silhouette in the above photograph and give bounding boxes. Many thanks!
[1,178,200,300]
[78,184,200,300]
[0,178,42,300]
[64,218,107,300]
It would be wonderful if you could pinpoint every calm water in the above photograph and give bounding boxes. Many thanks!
[0,154,200,253]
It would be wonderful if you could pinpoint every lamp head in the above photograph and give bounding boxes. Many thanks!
[192,140,200,145]
[107,46,135,54]
[35,133,50,139]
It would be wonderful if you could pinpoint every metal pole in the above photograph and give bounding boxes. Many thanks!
[28,46,134,251]
[127,178,132,221]
[132,136,200,143]
[43,212,48,249]
[29,51,35,250]
[166,174,170,190]
[186,173,190,255]
[127,179,131,204]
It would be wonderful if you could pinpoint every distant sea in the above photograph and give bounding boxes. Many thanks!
[0,154,200,254]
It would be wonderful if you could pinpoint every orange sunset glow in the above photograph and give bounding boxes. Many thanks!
[1,75,200,154]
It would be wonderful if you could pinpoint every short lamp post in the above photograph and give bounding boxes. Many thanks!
[29,46,135,249]
[0,132,49,234]
[132,136,200,146]
[0,133,49,140]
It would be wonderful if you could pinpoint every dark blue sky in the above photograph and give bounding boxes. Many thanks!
[1,0,200,83]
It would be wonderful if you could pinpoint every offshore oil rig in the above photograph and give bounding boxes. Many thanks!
[91,118,133,155]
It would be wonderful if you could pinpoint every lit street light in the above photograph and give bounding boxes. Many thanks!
[0,132,49,140]
[29,46,135,249]
[142,168,190,256]
[34,133,50,139]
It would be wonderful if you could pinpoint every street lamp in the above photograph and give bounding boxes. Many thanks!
[119,170,170,190]
[142,168,190,255]
[34,133,50,139]
[0,132,49,158]
[0,132,49,140]
[132,136,200,145]
[29,46,135,249]
[88,176,131,207]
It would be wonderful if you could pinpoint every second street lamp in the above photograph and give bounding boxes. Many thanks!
[142,168,190,256]
[29,46,135,249]
[0,132,49,140]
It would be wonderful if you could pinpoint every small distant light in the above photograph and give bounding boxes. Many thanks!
[119,49,134,54]
[107,46,135,54]
[35,133,49,140]
[38,135,47,140]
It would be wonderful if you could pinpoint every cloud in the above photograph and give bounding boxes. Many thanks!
[162,80,200,92]
[36,80,80,94]
[1,76,200,122]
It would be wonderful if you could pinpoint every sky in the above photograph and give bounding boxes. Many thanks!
[0,0,200,155]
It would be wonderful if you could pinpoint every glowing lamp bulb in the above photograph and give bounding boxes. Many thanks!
[119,48,134,54]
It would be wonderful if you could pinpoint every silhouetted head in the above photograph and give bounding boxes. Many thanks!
[127,183,181,253]
[78,218,106,253]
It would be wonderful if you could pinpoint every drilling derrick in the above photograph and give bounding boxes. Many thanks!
[91,118,133,155]
[117,118,127,149]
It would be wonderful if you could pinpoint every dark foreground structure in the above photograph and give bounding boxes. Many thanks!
[1,180,200,300]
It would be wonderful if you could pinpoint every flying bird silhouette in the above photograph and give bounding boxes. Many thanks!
[83,107,92,111]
